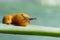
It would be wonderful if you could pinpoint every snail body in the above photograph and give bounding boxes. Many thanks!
[12,13,30,26]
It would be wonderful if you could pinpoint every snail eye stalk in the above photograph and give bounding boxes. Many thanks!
[21,14,37,22]
[29,18,37,20]
[21,14,30,22]
[21,14,28,20]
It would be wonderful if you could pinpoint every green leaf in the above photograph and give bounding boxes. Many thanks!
[0,23,60,37]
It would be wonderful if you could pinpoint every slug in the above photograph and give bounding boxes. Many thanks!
[2,13,36,26]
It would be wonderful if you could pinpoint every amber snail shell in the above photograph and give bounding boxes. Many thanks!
[2,14,15,25]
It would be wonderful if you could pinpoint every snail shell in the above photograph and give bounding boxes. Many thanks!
[2,14,15,25]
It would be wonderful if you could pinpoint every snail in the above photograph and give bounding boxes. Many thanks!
[2,13,36,26]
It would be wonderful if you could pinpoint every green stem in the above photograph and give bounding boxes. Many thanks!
[0,23,60,37]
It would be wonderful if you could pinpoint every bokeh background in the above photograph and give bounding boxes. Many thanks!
[0,0,60,40]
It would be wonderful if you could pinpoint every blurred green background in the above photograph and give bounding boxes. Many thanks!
[0,0,60,40]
